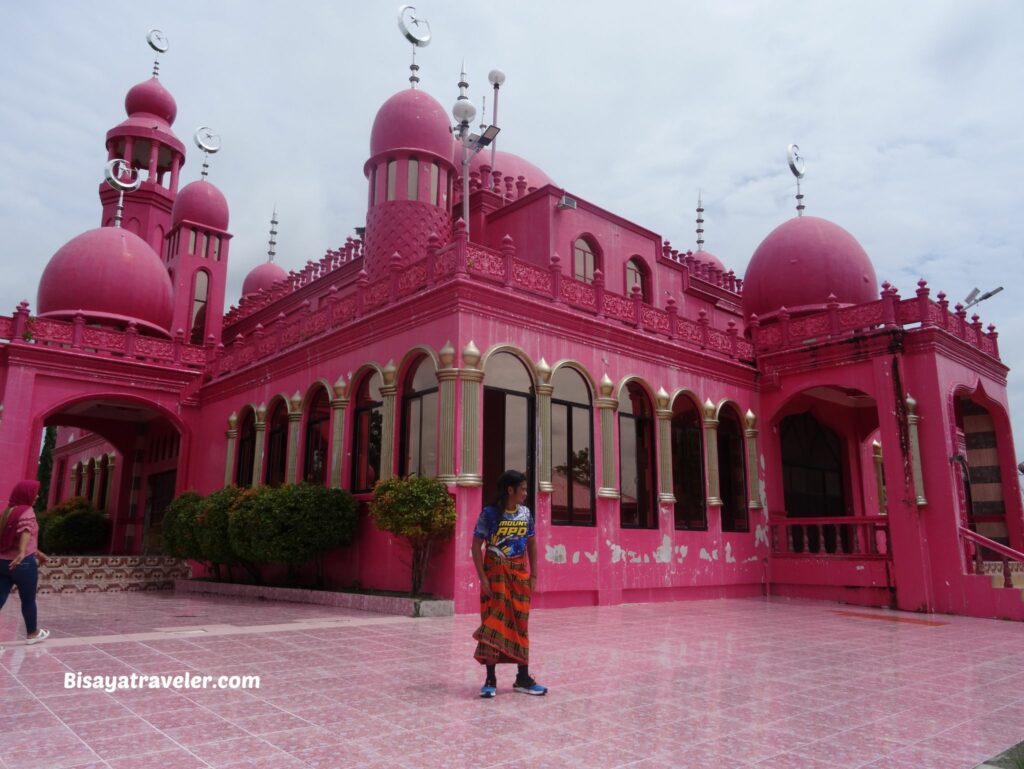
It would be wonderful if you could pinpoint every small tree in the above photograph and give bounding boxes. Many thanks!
[369,476,455,596]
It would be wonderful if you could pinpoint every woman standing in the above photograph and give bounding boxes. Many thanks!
[0,480,50,645]
[471,470,547,698]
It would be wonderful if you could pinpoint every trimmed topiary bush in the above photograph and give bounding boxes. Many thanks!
[161,491,204,561]
[42,509,111,554]
[227,483,357,586]
[369,476,455,595]
[196,486,246,581]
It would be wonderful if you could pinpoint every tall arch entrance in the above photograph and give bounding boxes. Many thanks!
[44,397,187,555]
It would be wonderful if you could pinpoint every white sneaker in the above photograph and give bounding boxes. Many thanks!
[26,629,49,645]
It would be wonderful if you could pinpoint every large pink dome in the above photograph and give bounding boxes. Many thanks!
[242,261,288,297]
[172,180,229,231]
[369,89,454,163]
[124,77,177,125]
[469,149,554,190]
[742,216,877,322]
[37,227,174,336]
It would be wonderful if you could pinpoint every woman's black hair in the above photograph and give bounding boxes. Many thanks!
[493,469,527,510]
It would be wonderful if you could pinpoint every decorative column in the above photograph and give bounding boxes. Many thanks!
[71,464,81,497]
[703,399,723,506]
[329,376,349,489]
[458,341,483,486]
[906,394,927,506]
[655,387,675,503]
[91,459,103,508]
[285,391,303,484]
[104,453,117,512]
[596,374,619,498]
[379,361,398,482]
[744,409,762,509]
[224,412,238,487]
[872,440,887,514]
[252,403,267,487]
[536,358,554,492]
[436,342,458,483]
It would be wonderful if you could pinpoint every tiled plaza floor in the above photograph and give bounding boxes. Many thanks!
[1,592,1023,769]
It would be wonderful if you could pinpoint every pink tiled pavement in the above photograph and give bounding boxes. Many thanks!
[1,591,1023,768]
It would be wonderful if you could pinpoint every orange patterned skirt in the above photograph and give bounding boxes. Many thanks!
[472,553,531,665]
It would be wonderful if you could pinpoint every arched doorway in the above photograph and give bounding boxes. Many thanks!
[955,393,1011,555]
[781,411,847,552]
[43,396,187,555]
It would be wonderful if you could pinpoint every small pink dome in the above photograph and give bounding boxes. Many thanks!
[172,180,229,230]
[370,89,454,163]
[37,227,174,336]
[742,216,877,322]
[469,149,554,191]
[242,261,288,297]
[693,250,726,272]
[124,77,177,125]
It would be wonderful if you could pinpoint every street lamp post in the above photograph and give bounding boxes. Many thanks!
[452,71,500,237]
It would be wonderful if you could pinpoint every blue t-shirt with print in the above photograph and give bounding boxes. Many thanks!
[473,505,535,558]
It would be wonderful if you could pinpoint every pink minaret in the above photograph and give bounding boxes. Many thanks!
[363,88,456,276]
[166,165,232,345]
[99,72,186,257]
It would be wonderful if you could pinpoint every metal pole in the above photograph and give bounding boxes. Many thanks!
[489,83,499,190]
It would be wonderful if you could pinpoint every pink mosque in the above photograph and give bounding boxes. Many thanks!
[1,36,1023,620]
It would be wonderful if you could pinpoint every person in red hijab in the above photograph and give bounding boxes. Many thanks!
[1,480,50,645]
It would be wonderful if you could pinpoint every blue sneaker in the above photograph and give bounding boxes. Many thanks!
[480,680,497,698]
[513,676,547,696]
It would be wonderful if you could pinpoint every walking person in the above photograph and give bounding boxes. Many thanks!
[471,470,547,698]
[1,480,50,646]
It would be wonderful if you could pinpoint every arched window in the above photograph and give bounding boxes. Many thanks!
[672,397,706,530]
[626,257,650,303]
[236,410,256,487]
[352,371,384,492]
[619,382,657,529]
[264,401,289,487]
[189,270,209,344]
[718,406,748,532]
[551,367,595,526]
[74,463,84,496]
[387,160,398,201]
[303,388,331,485]
[407,157,419,201]
[573,237,597,284]
[370,167,378,206]
[483,353,535,510]
[401,358,439,477]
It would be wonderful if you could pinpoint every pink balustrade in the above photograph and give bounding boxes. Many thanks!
[769,515,891,560]
[0,305,206,369]
[959,526,1024,589]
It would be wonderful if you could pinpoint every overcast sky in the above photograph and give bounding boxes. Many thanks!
[3,1,1024,448]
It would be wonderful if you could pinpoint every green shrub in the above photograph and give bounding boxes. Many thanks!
[42,509,110,554]
[369,476,455,595]
[228,483,357,586]
[161,491,204,561]
[43,496,96,518]
[196,486,243,579]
